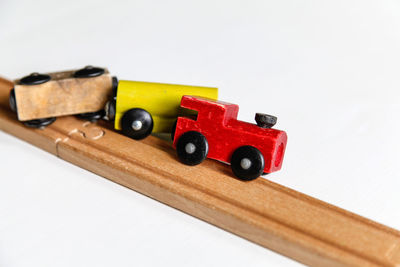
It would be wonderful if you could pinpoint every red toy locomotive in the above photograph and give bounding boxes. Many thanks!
[172,96,287,180]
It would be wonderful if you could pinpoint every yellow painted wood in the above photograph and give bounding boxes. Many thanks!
[114,80,218,132]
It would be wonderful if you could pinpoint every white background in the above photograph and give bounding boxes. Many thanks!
[1,0,400,266]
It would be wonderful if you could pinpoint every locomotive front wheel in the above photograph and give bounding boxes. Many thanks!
[231,146,265,181]
[23,117,57,128]
[9,88,17,113]
[76,110,105,122]
[176,131,208,166]
[121,108,153,140]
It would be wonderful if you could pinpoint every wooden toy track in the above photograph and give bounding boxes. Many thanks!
[0,77,399,266]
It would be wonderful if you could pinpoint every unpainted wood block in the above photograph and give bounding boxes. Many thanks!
[13,69,112,121]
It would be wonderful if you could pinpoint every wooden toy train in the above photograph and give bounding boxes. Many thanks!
[9,66,287,180]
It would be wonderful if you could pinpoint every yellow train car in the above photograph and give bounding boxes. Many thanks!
[108,80,218,140]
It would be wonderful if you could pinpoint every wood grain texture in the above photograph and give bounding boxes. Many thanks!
[0,77,399,267]
[13,70,112,121]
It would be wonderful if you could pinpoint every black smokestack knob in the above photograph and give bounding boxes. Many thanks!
[255,113,277,128]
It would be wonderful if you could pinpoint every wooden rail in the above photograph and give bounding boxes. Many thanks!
[1,77,399,266]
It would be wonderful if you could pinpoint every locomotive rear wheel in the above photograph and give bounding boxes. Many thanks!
[176,131,208,166]
[121,108,153,140]
[231,146,265,181]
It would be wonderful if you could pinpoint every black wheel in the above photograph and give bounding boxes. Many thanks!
[20,73,51,85]
[121,108,153,140]
[231,146,265,181]
[112,76,118,99]
[104,100,116,121]
[9,88,17,113]
[23,117,56,128]
[76,110,105,121]
[176,131,208,166]
[74,66,105,78]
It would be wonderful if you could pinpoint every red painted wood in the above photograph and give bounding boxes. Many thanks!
[173,96,287,174]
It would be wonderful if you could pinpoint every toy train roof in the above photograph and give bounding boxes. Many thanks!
[180,95,239,113]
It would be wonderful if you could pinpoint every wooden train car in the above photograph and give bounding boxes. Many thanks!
[107,80,218,140]
[9,66,116,128]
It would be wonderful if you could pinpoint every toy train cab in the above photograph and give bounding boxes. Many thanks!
[173,96,287,180]
[108,81,218,140]
[9,66,116,128]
